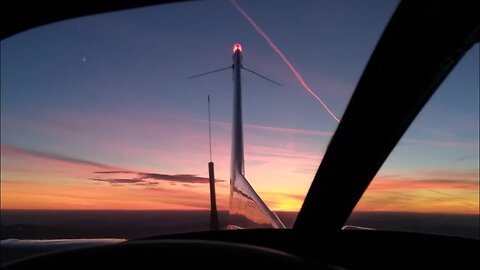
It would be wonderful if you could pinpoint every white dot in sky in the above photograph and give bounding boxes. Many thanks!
[82,57,87,62]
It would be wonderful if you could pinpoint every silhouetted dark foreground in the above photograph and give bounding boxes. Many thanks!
[1,210,478,240]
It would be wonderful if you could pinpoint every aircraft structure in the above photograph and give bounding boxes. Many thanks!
[228,43,284,228]
[1,1,478,269]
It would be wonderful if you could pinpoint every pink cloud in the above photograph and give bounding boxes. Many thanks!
[2,145,225,186]
[1,145,232,210]
[3,110,329,175]
[2,109,327,211]
[1,145,116,170]
[369,178,479,191]
[408,169,478,180]
[244,123,332,137]
[173,115,333,137]
[403,138,479,148]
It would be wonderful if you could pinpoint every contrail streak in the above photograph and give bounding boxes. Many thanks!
[230,0,340,123]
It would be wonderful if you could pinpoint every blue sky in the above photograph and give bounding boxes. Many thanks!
[1,0,478,213]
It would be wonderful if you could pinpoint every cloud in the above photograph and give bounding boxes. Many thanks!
[2,145,114,169]
[428,189,478,206]
[454,155,478,163]
[358,190,418,210]
[293,167,318,175]
[244,123,333,137]
[174,115,333,137]
[94,170,134,174]
[140,173,216,184]
[90,178,145,184]
[403,138,479,148]
[92,170,225,185]
[1,179,230,210]
[369,178,478,191]
[357,187,479,214]
[410,169,478,180]
[245,143,322,161]
[2,145,224,187]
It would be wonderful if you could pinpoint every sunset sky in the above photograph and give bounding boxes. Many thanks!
[1,0,478,215]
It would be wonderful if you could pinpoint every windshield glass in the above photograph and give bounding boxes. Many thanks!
[1,0,399,238]
[347,44,479,239]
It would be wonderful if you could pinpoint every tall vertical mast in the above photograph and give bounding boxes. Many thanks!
[208,95,219,230]
[189,44,283,228]
[231,43,245,181]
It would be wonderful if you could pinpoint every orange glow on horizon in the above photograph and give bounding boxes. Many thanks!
[1,180,229,210]
[1,145,478,214]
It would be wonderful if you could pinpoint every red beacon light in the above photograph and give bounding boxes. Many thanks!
[233,43,242,53]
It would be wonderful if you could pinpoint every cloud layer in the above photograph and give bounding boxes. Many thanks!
[93,170,224,185]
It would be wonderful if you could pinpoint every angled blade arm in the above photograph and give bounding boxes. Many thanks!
[187,66,232,79]
[242,67,281,86]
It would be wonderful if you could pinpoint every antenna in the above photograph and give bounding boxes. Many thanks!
[208,95,213,162]
[207,95,219,230]
[187,66,281,86]
[187,65,281,86]
[187,66,232,79]
[242,67,281,86]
